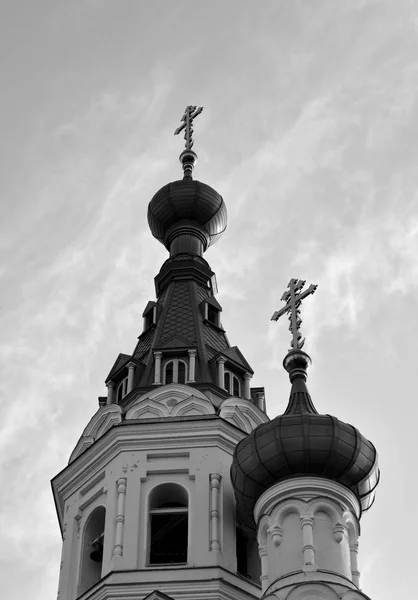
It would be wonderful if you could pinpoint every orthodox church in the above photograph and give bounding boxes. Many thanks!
[52,107,379,600]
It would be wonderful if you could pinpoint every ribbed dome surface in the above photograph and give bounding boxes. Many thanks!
[231,352,379,517]
[148,179,227,249]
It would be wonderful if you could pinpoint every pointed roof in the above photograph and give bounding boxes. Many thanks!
[105,353,131,383]
[218,346,254,374]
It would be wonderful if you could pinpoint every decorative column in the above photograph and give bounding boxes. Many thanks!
[127,362,136,394]
[113,478,127,557]
[259,546,269,592]
[153,351,162,385]
[243,373,252,400]
[217,357,226,388]
[256,390,265,412]
[188,349,197,383]
[300,514,316,569]
[209,474,221,551]
[350,541,360,587]
[106,382,115,405]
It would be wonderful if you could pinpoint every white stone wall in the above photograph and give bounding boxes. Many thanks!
[254,477,365,599]
[53,415,261,600]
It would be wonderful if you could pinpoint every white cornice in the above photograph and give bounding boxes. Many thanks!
[75,566,260,600]
[254,477,361,524]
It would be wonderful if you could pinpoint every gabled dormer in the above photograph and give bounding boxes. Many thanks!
[142,301,159,332]
[201,295,223,329]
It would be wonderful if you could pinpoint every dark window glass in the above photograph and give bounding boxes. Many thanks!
[236,526,248,576]
[207,304,218,325]
[144,311,154,330]
[165,361,174,384]
[233,375,240,397]
[117,385,123,403]
[224,371,230,392]
[150,513,188,564]
[178,361,186,384]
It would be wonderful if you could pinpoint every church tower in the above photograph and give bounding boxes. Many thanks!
[52,107,379,600]
[231,280,380,600]
[52,106,269,600]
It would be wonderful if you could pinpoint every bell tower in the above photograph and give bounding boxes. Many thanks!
[52,107,269,600]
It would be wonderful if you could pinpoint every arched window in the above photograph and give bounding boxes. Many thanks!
[149,483,188,565]
[224,370,241,397]
[163,359,188,384]
[116,377,129,403]
[78,506,106,595]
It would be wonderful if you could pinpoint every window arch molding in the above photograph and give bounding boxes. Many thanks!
[163,359,188,385]
[224,370,241,397]
[146,481,190,566]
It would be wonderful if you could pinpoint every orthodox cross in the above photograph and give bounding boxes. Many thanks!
[174,105,203,150]
[271,278,318,350]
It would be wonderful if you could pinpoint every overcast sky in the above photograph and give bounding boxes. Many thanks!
[0,1,416,598]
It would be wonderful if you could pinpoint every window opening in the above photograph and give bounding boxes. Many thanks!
[149,483,188,565]
[144,306,156,331]
[236,511,261,582]
[224,370,240,397]
[116,376,129,403]
[163,359,188,384]
[178,361,186,384]
[78,506,106,596]
[233,376,240,397]
[207,304,218,326]
[165,361,174,384]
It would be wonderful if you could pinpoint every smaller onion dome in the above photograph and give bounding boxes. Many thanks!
[231,350,379,519]
[147,179,227,254]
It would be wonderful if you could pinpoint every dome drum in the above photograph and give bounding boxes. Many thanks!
[165,221,210,257]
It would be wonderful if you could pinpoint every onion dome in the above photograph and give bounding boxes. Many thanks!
[231,350,380,518]
[147,179,227,257]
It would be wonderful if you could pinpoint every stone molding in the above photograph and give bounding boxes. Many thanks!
[53,417,247,528]
[254,477,361,524]
[125,385,215,420]
[254,477,362,596]
[219,397,269,433]
[69,404,122,463]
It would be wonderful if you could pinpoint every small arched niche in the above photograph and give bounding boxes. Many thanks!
[78,506,106,596]
[148,483,189,565]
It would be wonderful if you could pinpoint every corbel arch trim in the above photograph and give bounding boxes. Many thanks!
[126,399,169,420]
[269,498,307,527]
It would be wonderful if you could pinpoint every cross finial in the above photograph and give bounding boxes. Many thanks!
[271,278,317,351]
[174,105,203,179]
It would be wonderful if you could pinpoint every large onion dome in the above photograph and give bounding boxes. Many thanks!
[231,350,379,518]
[148,179,227,255]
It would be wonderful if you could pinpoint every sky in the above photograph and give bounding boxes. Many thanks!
[0,1,416,598]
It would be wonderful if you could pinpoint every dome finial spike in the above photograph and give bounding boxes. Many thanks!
[271,277,317,352]
[174,105,203,179]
